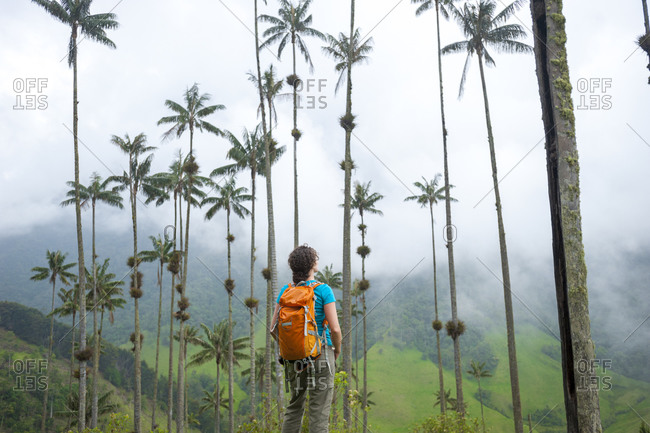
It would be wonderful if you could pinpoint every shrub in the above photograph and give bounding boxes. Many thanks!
[410,412,483,433]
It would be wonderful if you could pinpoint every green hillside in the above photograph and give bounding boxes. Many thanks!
[364,324,650,433]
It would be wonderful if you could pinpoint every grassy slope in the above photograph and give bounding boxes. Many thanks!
[0,328,179,433]
[366,324,650,433]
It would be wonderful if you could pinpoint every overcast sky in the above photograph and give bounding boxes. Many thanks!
[1,1,649,335]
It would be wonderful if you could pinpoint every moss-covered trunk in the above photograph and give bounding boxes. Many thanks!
[529,1,603,431]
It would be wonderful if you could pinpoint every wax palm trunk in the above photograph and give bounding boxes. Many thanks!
[429,202,445,413]
[341,0,356,423]
[41,278,56,433]
[433,0,463,411]
[529,1,603,430]
[91,201,99,428]
[475,49,523,432]
[216,365,222,432]
[292,32,299,248]
[168,194,179,432]
[227,210,235,433]
[358,214,368,433]
[72,28,89,432]
[67,308,76,431]
[131,181,143,433]
[178,130,195,433]
[254,0,279,423]
[151,254,164,429]
[248,166,257,419]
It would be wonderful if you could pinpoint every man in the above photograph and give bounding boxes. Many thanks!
[271,245,342,433]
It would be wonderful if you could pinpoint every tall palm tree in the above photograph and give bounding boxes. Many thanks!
[322,18,373,421]
[109,132,159,433]
[404,175,456,413]
[467,360,492,432]
[410,0,463,413]
[529,1,603,431]
[139,235,173,430]
[158,84,224,433]
[199,386,229,433]
[31,250,76,433]
[30,3,117,429]
[215,126,283,419]
[203,176,251,432]
[247,65,289,416]
[260,0,326,248]
[253,0,281,420]
[61,172,123,427]
[149,150,203,432]
[214,126,285,419]
[187,321,249,433]
[443,0,531,426]
[350,181,382,433]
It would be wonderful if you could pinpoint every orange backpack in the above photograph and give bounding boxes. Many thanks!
[277,281,326,362]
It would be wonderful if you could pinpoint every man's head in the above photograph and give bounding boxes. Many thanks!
[288,245,319,284]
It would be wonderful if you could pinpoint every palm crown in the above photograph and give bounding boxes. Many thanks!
[260,0,326,71]
[404,174,457,208]
[202,176,252,221]
[61,172,123,210]
[442,0,532,97]
[31,250,77,286]
[157,83,225,153]
[31,0,118,67]
[351,181,384,219]
[213,126,285,179]
[187,321,250,370]
[322,29,374,93]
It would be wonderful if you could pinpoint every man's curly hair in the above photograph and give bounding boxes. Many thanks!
[288,245,319,284]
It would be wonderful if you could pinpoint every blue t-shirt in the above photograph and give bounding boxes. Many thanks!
[277,280,336,346]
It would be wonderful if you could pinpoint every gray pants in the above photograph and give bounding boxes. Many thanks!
[281,346,335,433]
